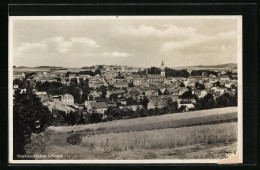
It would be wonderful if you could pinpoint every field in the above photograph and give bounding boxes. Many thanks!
[26,107,238,160]
[174,63,237,73]
[13,67,90,75]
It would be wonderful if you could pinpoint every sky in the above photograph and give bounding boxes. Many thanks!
[11,16,240,68]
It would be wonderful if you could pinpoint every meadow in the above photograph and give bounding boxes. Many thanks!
[80,122,237,152]
[27,107,238,160]
[48,107,237,134]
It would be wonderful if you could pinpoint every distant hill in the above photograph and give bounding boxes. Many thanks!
[173,63,237,73]
[194,63,237,69]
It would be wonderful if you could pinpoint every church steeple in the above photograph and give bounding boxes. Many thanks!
[161,60,164,67]
[160,60,165,77]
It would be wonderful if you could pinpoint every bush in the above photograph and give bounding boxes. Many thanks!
[88,112,103,123]
[66,134,82,145]
[50,114,67,126]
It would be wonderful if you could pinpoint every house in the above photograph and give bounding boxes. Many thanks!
[35,91,47,95]
[38,94,54,102]
[61,94,74,105]
[187,76,207,83]
[106,102,117,108]
[205,83,213,89]
[125,76,134,83]
[159,88,167,94]
[171,77,186,82]
[35,92,53,102]
[178,103,195,112]
[147,74,165,83]
[225,83,233,88]
[117,99,127,105]
[133,78,143,86]
[114,82,128,89]
[90,90,102,99]
[106,90,125,99]
[231,74,238,80]
[164,80,172,85]
[178,87,189,96]
[221,71,226,75]
[119,105,143,111]
[170,88,179,96]
[53,95,62,101]
[211,87,227,95]
[13,73,25,80]
[85,101,107,114]
[128,88,139,96]
[220,75,231,83]
[45,100,75,114]
[89,81,107,89]
[196,90,208,99]
[147,97,168,110]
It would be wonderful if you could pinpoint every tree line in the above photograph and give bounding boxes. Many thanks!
[190,70,218,76]
[147,67,190,77]
[65,65,103,77]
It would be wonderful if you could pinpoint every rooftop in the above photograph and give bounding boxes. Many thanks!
[89,102,107,109]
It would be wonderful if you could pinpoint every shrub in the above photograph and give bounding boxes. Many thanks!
[88,112,103,123]
[66,134,82,145]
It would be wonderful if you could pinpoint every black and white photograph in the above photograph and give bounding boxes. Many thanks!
[8,16,243,164]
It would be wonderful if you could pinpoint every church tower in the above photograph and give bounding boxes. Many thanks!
[160,60,165,76]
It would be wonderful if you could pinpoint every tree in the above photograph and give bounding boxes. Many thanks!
[142,96,149,109]
[13,87,52,159]
[65,85,81,104]
[217,93,236,107]
[158,89,162,95]
[77,111,85,125]
[94,68,101,76]
[147,67,161,74]
[190,70,218,77]
[109,94,118,102]
[139,108,148,117]
[179,82,185,87]
[165,67,190,77]
[178,105,187,112]
[215,81,221,87]
[180,90,193,99]
[195,93,218,110]
[163,89,170,95]
[195,82,205,90]
[99,85,107,99]
[88,112,103,123]
[108,85,114,90]
[70,78,78,85]
[166,99,178,112]
[81,92,89,103]
[128,82,134,87]
[126,97,136,105]
[85,78,89,84]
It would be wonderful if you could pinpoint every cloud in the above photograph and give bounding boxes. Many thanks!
[16,36,99,55]
[112,24,198,40]
[14,36,100,66]
[100,51,133,58]
[160,31,237,55]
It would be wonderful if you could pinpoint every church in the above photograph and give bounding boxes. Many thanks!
[147,60,166,83]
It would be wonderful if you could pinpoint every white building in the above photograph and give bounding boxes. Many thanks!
[61,94,74,105]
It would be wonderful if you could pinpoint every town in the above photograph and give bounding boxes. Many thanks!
[13,61,238,125]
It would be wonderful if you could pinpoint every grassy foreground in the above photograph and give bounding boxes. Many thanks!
[26,107,238,160]
[47,107,237,135]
